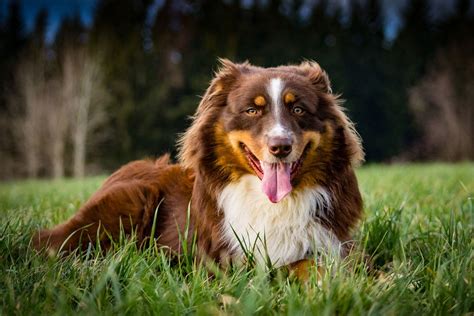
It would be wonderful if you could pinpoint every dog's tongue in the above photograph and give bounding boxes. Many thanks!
[261,162,292,203]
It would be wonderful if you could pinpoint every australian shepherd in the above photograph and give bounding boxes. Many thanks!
[34,59,364,273]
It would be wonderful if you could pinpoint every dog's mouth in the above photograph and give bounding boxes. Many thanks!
[240,143,309,203]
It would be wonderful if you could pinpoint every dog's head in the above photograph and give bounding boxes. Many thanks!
[179,59,363,203]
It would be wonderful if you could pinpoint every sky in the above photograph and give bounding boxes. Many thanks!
[1,0,97,43]
[0,0,469,43]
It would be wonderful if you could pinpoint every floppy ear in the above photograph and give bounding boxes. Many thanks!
[297,61,364,165]
[297,61,332,94]
[331,102,365,166]
[194,58,250,114]
[178,59,249,169]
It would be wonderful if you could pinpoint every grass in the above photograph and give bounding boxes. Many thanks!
[0,163,473,315]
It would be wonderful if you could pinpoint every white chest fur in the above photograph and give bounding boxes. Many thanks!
[217,175,341,267]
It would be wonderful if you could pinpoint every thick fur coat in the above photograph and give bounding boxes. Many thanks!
[34,60,364,269]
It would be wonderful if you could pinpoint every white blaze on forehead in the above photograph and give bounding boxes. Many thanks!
[267,77,291,138]
[268,78,284,119]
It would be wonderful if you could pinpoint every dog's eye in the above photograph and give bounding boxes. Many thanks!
[246,107,259,116]
[292,106,305,115]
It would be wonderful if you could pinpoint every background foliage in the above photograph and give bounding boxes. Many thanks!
[0,0,473,179]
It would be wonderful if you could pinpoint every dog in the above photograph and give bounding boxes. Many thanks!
[34,59,363,273]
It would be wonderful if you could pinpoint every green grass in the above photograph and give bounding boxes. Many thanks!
[1,164,473,315]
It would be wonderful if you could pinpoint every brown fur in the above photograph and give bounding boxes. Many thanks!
[34,59,364,270]
[34,156,195,254]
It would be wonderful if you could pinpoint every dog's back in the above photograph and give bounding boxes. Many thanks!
[33,155,194,253]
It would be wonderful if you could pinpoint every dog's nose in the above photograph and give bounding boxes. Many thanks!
[268,136,293,158]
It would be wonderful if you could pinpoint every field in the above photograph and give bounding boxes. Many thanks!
[0,164,473,315]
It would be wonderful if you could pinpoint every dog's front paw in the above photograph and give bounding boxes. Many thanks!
[285,259,325,282]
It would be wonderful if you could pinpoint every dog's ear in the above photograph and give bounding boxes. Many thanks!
[196,58,250,114]
[211,58,244,94]
[330,103,365,166]
[297,61,364,165]
[178,59,250,169]
[297,61,332,94]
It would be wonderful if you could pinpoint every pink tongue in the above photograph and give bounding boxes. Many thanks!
[261,162,292,203]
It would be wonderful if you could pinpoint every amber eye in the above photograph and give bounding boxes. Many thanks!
[292,106,305,115]
[246,107,259,116]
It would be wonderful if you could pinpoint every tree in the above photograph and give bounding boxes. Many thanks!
[9,40,106,178]
[0,0,27,179]
[13,58,46,178]
[89,0,153,167]
[61,46,106,177]
[409,39,474,160]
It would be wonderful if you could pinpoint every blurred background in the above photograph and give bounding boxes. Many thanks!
[0,0,472,179]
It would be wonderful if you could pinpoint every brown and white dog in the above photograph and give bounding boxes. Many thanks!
[34,59,364,271]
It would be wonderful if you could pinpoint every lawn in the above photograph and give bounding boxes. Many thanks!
[0,164,473,315]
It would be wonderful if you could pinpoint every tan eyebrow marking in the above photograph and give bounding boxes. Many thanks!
[284,92,296,104]
[254,95,267,107]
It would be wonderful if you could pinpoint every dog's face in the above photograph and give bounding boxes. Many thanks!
[222,72,327,203]
[179,60,363,203]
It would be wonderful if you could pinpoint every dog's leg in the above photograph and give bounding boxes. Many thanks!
[286,259,325,282]
[33,180,161,254]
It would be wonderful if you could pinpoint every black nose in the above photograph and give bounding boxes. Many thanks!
[268,136,293,158]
